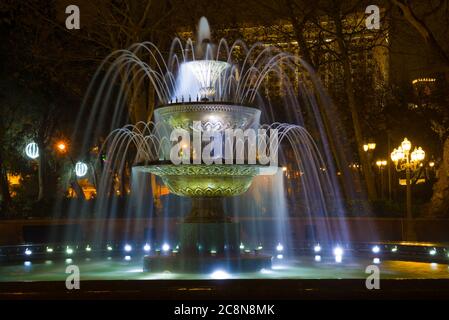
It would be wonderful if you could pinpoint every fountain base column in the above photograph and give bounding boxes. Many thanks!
[143,197,272,273]
[180,197,239,253]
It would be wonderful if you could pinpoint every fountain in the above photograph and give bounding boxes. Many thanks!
[79,16,354,274]
[1,18,449,299]
[133,22,280,272]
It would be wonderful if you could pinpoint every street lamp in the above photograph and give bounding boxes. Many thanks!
[375,160,387,198]
[363,141,376,152]
[390,138,425,241]
[25,142,39,159]
[75,161,88,177]
[56,141,67,153]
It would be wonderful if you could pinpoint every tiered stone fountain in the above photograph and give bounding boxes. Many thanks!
[136,57,275,272]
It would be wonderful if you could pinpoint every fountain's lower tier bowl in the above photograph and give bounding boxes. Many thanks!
[135,164,277,197]
[143,253,272,273]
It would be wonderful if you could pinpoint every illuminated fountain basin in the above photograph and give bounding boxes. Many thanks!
[1,242,449,282]
[135,164,276,272]
[135,100,277,272]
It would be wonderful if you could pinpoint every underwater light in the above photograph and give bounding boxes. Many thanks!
[260,268,272,274]
[124,244,132,252]
[372,245,380,253]
[239,243,245,250]
[276,243,284,252]
[315,255,321,262]
[124,256,131,261]
[333,246,343,256]
[162,243,170,252]
[373,258,381,264]
[391,246,398,252]
[66,247,73,255]
[107,245,113,251]
[335,255,342,263]
[143,244,151,252]
[46,247,53,253]
[276,254,284,259]
[24,248,32,256]
[210,250,217,255]
[210,270,230,279]
[24,261,31,267]
[314,244,321,253]
[257,245,263,250]
[65,258,73,264]
[85,245,92,252]
[429,248,437,255]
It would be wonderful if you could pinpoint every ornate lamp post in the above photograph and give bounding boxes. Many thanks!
[375,160,387,199]
[390,138,425,241]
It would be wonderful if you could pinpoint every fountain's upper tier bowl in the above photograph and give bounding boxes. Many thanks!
[154,102,261,133]
[134,164,277,197]
[148,103,271,198]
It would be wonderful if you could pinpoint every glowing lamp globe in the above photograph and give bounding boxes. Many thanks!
[390,149,397,162]
[414,147,425,161]
[25,142,39,159]
[396,147,404,160]
[75,161,88,177]
[401,138,411,152]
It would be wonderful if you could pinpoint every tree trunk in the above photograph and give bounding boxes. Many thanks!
[428,137,449,217]
[70,179,86,200]
[129,82,149,124]
[37,146,46,201]
[0,152,12,213]
[128,63,155,124]
[333,11,378,201]
[285,0,316,71]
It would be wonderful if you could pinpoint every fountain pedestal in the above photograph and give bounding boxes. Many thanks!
[180,198,239,253]
[143,197,272,273]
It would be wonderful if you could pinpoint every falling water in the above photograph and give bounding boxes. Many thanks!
[55,17,368,267]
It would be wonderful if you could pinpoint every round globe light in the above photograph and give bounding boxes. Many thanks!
[390,149,398,162]
[25,142,39,159]
[415,147,425,161]
[401,138,412,152]
[75,161,88,177]
[396,147,404,160]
